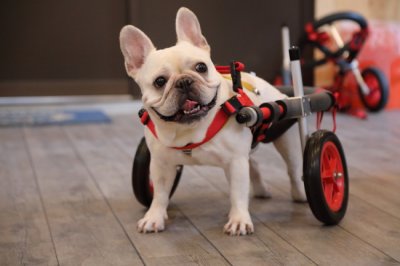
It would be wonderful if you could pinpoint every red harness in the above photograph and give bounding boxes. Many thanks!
[138,62,255,151]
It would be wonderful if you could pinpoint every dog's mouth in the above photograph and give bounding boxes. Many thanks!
[153,91,218,124]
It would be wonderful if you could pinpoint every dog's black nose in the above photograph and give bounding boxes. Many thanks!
[176,77,193,91]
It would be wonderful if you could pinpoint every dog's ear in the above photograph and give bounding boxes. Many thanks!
[176,7,210,52]
[119,25,155,77]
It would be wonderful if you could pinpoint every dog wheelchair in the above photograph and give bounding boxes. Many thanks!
[132,47,349,225]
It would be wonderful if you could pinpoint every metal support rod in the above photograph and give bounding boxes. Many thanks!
[281,25,291,85]
[350,60,370,95]
[282,26,290,70]
[289,46,308,153]
[327,24,350,59]
[328,25,345,48]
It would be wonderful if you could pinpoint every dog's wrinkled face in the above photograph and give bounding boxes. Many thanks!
[120,8,221,124]
[135,43,220,124]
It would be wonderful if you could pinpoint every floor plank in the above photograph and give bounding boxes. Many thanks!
[23,126,144,266]
[333,113,400,219]
[341,195,400,262]
[63,123,231,266]
[0,128,58,265]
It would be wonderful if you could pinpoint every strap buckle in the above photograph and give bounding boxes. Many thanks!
[138,108,150,125]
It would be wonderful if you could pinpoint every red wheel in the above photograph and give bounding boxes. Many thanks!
[304,130,349,225]
[358,67,389,112]
[320,142,345,212]
[132,137,182,207]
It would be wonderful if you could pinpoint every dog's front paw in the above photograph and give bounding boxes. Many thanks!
[224,211,254,236]
[137,209,168,233]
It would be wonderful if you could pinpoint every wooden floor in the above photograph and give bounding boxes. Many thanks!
[1,108,400,266]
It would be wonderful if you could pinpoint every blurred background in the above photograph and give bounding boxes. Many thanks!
[1,0,314,97]
[0,0,399,108]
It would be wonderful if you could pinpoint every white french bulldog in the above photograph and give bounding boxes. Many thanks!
[120,7,306,236]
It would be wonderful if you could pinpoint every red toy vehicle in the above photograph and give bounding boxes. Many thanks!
[277,12,389,119]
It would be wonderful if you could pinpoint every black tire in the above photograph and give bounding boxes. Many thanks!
[313,12,367,30]
[299,12,368,68]
[132,137,183,207]
[358,67,389,112]
[303,130,349,225]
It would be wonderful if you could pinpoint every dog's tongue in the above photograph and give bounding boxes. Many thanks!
[182,99,198,111]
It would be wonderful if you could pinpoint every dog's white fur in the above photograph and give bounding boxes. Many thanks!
[120,7,306,236]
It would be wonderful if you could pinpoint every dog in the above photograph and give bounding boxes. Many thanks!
[119,7,306,236]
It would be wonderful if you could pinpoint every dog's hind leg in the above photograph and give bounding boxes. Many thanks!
[272,125,307,202]
[249,156,272,198]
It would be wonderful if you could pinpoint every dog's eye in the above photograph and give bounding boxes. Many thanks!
[195,62,208,73]
[154,76,167,88]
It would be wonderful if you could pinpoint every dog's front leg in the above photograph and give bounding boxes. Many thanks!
[137,159,176,233]
[223,157,254,236]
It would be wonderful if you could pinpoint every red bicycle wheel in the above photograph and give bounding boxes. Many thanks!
[304,130,349,225]
[358,67,389,112]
